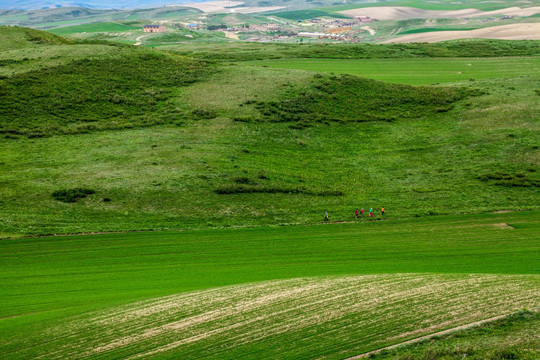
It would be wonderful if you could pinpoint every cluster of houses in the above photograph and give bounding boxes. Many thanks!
[142,24,166,33]
[140,15,377,43]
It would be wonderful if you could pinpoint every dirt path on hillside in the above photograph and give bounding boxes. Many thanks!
[134,35,149,46]
[361,26,376,35]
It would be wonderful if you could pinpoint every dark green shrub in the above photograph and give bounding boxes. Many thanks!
[233,176,252,184]
[257,171,269,180]
[52,188,95,203]
[477,172,540,187]
[215,184,342,196]
[192,109,217,119]
[496,348,520,359]
[253,74,475,125]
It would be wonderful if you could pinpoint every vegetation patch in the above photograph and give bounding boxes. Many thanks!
[167,40,540,62]
[215,184,343,196]
[0,51,212,137]
[370,310,540,360]
[52,188,95,203]
[253,74,477,123]
[478,172,540,188]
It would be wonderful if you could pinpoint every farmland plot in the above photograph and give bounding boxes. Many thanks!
[5,274,539,359]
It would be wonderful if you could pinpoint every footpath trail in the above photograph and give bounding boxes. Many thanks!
[134,34,149,46]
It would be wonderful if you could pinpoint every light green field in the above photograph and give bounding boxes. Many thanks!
[323,0,540,12]
[248,57,540,85]
[49,22,142,36]
[1,211,539,358]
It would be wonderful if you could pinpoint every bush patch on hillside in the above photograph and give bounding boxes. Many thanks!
[253,74,477,124]
[0,52,211,137]
[52,188,95,203]
[215,184,343,196]
[477,172,540,188]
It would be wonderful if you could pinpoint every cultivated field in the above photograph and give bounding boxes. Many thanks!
[1,211,539,358]
[386,23,540,43]
[337,6,540,21]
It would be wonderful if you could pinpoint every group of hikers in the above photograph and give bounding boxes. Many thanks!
[324,207,385,221]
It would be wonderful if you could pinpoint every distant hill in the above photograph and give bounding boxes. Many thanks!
[2,0,208,10]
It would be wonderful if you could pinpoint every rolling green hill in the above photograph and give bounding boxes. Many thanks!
[0,26,539,360]
[0,28,538,237]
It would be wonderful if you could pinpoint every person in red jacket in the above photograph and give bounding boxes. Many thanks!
[360,208,364,218]
[355,208,359,218]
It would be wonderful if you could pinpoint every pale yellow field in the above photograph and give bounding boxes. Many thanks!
[338,6,540,20]
[29,274,539,359]
[384,23,540,42]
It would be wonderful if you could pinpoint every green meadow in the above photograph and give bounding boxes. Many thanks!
[48,22,142,36]
[247,57,540,85]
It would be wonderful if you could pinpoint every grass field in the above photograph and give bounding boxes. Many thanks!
[323,0,540,12]
[371,310,540,359]
[1,211,538,358]
[48,22,142,36]
[247,57,540,85]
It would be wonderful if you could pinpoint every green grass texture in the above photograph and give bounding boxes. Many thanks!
[48,22,142,35]
[0,211,538,358]
[247,57,540,85]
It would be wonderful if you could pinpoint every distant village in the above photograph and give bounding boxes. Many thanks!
[142,15,376,43]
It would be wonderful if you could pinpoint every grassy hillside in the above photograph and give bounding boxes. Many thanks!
[0,26,538,360]
[0,51,212,137]
[0,25,71,50]
[371,310,540,360]
[48,21,142,35]
[323,0,540,12]
[0,211,538,358]
[162,40,540,62]
[246,57,540,85]
[0,29,538,237]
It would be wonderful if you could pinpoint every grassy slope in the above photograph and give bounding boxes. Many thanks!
[48,21,142,35]
[1,34,539,236]
[0,211,538,358]
[247,57,540,85]
[371,310,540,360]
[162,40,540,62]
[0,51,211,137]
[0,27,538,359]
